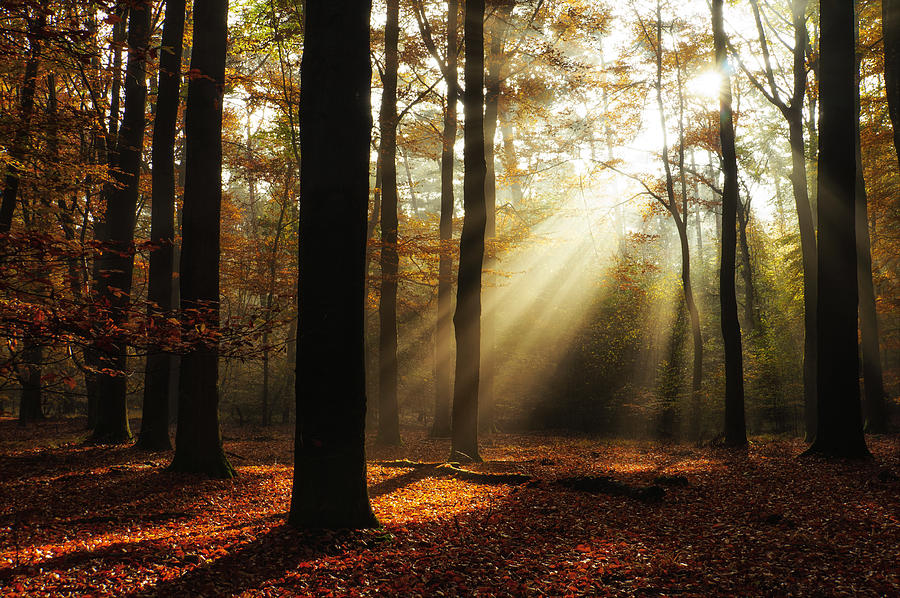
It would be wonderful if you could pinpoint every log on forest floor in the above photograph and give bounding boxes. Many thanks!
[373,460,531,485]
[556,475,666,503]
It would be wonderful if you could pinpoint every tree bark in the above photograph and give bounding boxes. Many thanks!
[91,0,153,444]
[169,0,235,477]
[433,0,459,438]
[450,0,486,463]
[0,11,43,233]
[480,3,510,431]
[652,1,702,435]
[855,24,888,433]
[712,0,747,448]
[289,0,378,529]
[18,341,44,423]
[138,0,186,451]
[806,0,869,458]
[885,0,900,166]
[735,198,757,332]
[377,0,401,446]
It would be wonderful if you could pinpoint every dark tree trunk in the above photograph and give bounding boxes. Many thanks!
[433,0,458,439]
[855,26,888,433]
[480,3,511,431]
[18,341,44,423]
[0,12,43,233]
[169,0,234,477]
[288,0,378,529]
[91,1,153,444]
[885,0,900,165]
[138,0,186,451]
[377,0,401,446]
[856,138,887,433]
[788,117,818,441]
[712,0,747,448]
[735,198,757,332]
[450,0,486,463]
[806,0,869,458]
[87,12,125,428]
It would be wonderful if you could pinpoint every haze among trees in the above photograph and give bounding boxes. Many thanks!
[1,0,899,594]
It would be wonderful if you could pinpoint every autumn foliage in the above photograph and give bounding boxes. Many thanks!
[1,420,899,596]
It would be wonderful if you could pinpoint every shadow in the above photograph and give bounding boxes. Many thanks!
[125,525,351,598]
[367,467,436,498]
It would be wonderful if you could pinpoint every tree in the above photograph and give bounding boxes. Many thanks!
[288,0,379,529]
[90,0,153,443]
[855,12,888,433]
[479,0,513,430]
[411,0,459,438]
[712,0,747,448]
[739,0,817,441]
[450,0,487,463]
[377,0,402,447]
[169,0,235,477]
[885,0,900,166]
[806,0,869,458]
[639,1,704,436]
[137,0,187,451]
[0,9,43,233]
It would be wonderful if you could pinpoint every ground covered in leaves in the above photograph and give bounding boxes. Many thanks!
[1,418,899,597]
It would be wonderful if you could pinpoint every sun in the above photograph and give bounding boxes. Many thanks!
[688,70,723,100]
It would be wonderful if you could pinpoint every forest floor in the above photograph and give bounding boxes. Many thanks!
[0,418,899,597]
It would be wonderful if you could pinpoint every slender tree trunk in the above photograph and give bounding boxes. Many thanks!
[885,0,900,165]
[713,0,747,448]
[18,341,44,423]
[91,1,153,443]
[261,190,288,427]
[450,0,486,463]
[138,0,186,451]
[432,0,459,438]
[289,0,378,529]
[377,0,401,446]
[855,26,888,433]
[86,12,125,430]
[787,116,819,440]
[479,4,511,431]
[499,105,522,204]
[735,198,757,332]
[0,12,43,233]
[653,1,702,436]
[806,0,868,458]
[169,0,234,477]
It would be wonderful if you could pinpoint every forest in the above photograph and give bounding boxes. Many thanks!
[1,0,899,595]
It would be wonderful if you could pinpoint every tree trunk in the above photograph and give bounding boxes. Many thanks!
[432,0,459,439]
[289,0,378,529]
[855,27,888,433]
[712,0,747,448]
[169,0,234,477]
[450,0,486,463]
[18,341,44,423]
[735,198,757,332]
[806,0,868,458]
[138,0,186,451]
[377,0,401,446]
[653,1,702,436]
[91,0,153,444]
[0,12,42,233]
[480,4,510,431]
[885,0,900,165]
[787,115,818,441]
